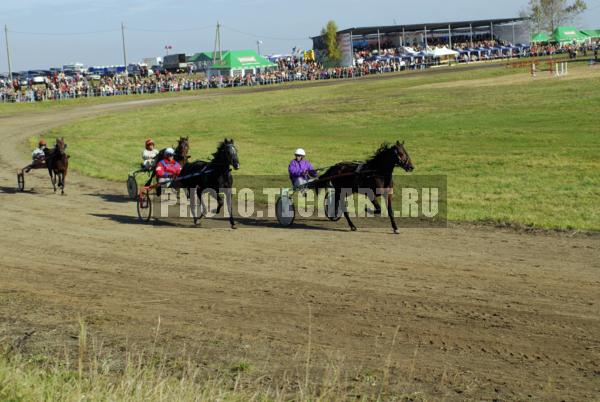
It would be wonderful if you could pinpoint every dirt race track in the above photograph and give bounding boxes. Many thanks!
[0,90,599,400]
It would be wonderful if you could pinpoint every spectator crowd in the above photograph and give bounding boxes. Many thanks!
[1,40,598,103]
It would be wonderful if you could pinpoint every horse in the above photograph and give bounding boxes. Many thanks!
[44,137,69,195]
[145,136,190,188]
[317,141,414,234]
[177,139,240,229]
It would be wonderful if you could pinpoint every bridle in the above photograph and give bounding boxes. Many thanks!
[394,147,411,170]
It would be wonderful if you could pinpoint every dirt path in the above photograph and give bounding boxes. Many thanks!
[0,89,598,400]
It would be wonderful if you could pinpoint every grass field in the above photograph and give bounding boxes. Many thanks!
[41,63,600,230]
[0,321,414,402]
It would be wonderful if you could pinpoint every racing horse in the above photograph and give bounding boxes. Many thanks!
[145,136,190,188]
[177,139,240,229]
[45,137,69,195]
[317,141,414,234]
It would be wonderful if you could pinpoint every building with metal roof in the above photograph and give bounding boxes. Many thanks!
[312,17,530,66]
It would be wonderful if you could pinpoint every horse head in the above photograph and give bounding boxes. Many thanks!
[176,136,190,155]
[213,138,239,170]
[55,137,67,156]
[224,138,240,170]
[392,141,414,172]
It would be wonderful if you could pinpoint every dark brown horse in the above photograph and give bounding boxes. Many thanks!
[179,139,240,228]
[317,141,414,234]
[145,136,190,188]
[45,137,69,195]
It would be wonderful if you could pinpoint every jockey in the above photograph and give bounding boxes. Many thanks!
[155,147,181,187]
[288,148,317,188]
[24,140,48,173]
[141,138,159,170]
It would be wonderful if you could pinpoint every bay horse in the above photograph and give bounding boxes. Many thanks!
[317,141,414,234]
[177,139,240,229]
[145,136,190,188]
[44,138,69,195]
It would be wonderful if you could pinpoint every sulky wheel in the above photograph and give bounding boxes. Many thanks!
[126,175,138,200]
[275,195,295,227]
[136,188,153,222]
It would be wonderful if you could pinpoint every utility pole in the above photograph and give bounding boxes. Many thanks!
[212,22,222,65]
[512,22,516,44]
[4,25,12,81]
[121,22,128,75]
[469,24,473,48]
[402,26,405,47]
[256,40,262,55]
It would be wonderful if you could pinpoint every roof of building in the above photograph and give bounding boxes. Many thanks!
[312,17,527,39]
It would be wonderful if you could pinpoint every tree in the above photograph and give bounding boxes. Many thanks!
[321,20,341,63]
[524,0,587,33]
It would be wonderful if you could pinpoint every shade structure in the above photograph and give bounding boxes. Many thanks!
[580,29,600,39]
[431,47,459,58]
[551,27,589,44]
[205,49,277,77]
[531,32,550,43]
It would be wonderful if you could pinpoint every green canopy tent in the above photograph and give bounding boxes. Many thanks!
[551,26,589,44]
[187,52,226,70]
[580,29,600,39]
[207,50,277,77]
[531,32,550,43]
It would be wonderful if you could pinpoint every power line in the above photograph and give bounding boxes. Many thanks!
[126,25,214,33]
[8,25,215,36]
[9,29,119,36]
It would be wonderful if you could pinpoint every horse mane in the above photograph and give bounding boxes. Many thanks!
[211,140,230,161]
[367,142,392,163]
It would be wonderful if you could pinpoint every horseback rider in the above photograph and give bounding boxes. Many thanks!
[155,147,182,187]
[141,138,159,170]
[288,148,317,187]
[24,139,48,173]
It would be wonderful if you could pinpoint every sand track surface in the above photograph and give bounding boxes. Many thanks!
[0,85,598,400]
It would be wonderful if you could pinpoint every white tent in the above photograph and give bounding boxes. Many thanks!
[431,47,459,58]
[401,46,419,55]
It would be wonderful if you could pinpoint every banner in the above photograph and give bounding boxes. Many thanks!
[304,50,315,62]
[338,33,354,67]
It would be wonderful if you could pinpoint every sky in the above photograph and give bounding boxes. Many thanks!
[1,0,600,71]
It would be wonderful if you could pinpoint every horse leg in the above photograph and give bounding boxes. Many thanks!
[386,192,399,234]
[215,193,224,214]
[60,171,66,195]
[335,189,356,232]
[226,189,236,229]
[50,171,57,192]
[366,192,382,215]
[191,186,201,226]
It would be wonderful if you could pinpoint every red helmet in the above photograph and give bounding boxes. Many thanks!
[145,138,154,147]
[38,139,47,146]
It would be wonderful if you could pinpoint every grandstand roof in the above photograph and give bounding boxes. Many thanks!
[312,17,527,38]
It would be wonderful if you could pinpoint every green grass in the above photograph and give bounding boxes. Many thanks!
[0,318,427,402]
[44,63,600,231]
